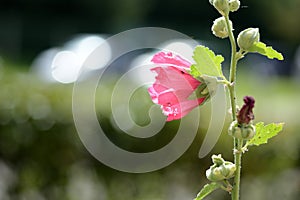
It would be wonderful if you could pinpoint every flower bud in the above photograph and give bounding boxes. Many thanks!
[242,124,256,139]
[195,75,218,104]
[210,0,230,16]
[229,0,240,12]
[228,121,242,138]
[221,161,236,178]
[228,121,256,140]
[211,17,232,38]
[237,28,260,51]
[206,154,236,181]
[206,167,223,182]
[237,96,255,124]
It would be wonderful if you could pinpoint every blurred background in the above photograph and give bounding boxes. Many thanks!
[0,0,300,199]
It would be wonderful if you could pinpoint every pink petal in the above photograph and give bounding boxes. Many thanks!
[148,86,159,103]
[152,83,168,93]
[157,91,179,106]
[151,66,200,92]
[163,98,206,121]
[151,52,191,68]
[155,89,197,105]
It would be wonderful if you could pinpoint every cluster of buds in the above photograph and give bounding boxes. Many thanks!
[210,0,240,39]
[206,154,236,182]
[228,121,256,140]
[209,0,240,16]
[210,0,261,53]
[228,96,256,140]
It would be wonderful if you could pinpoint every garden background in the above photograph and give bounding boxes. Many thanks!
[0,0,299,199]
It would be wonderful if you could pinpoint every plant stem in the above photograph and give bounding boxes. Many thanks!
[224,14,242,200]
[224,15,237,120]
[233,139,243,200]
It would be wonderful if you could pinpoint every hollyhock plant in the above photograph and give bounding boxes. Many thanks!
[148,52,208,121]
[147,1,285,200]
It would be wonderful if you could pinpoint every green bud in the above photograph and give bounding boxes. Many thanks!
[228,121,256,140]
[237,28,260,51]
[229,0,240,12]
[193,75,218,104]
[212,154,225,165]
[206,154,236,182]
[242,124,256,139]
[221,161,236,178]
[206,166,224,181]
[210,0,230,16]
[200,87,209,95]
[211,17,232,39]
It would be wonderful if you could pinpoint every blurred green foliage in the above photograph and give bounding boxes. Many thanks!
[0,0,299,62]
[0,0,299,199]
[0,65,299,199]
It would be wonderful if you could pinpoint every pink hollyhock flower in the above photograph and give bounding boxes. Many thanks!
[148,52,207,121]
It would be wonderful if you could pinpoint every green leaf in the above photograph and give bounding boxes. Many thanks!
[246,122,284,147]
[190,64,201,78]
[248,42,284,60]
[194,182,221,200]
[191,45,224,78]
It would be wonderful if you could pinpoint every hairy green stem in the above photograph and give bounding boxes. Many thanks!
[233,139,243,199]
[224,15,237,120]
[224,14,242,200]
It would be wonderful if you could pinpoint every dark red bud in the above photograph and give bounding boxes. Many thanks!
[237,96,255,124]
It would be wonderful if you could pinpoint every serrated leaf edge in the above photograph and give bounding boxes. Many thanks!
[246,122,284,147]
[194,182,221,200]
[249,42,284,60]
[192,45,224,77]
